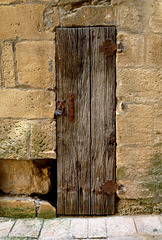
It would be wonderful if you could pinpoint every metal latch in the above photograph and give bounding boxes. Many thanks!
[69,93,74,123]
[54,100,66,118]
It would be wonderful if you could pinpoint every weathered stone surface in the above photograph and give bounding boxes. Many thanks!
[0,120,29,159]
[38,201,56,218]
[117,33,145,67]
[0,0,26,3]
[88,218,106,239]
[30,120,56,159]
[0,160,51,195]
[0,219,15,237]
[116,146,156,199]
[39,219,70,239]
[108,237,144,240]
[0,89,55,118]
[0,198,36,218]
[70,219,88,238]
[154,103,162,139]
[107,217,136,236]
[146,34,162,67]
[118,4,143,33]
[16,41,55,89]
[1,42,15,87]
[135,216,162,235]
[116,104,153,145]
[116,199,162,215]
[0,5,59,39]
[117,68,162,104]
[9,219,42,238]
[149,0,162,33]
[60,6,115,26]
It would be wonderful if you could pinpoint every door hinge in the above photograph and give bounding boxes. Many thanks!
[99,39,117,57]
[93,180,121,195]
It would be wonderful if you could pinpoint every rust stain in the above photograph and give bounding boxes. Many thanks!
[99,38,117,57]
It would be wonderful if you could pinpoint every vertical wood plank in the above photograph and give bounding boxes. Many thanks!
[90,27,116,215]
[56,28,91,215]
[77,28,91,215]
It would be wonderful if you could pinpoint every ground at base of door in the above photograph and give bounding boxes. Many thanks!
[0,214,162,240]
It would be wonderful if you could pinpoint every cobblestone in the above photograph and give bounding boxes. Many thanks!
[0,215,161,239]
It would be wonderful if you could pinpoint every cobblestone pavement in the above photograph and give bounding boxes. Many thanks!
[0,215,162,240]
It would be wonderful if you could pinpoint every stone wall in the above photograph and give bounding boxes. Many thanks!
[0,0,161,215]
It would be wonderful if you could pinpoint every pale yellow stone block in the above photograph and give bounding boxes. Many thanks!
[1,42,15,87]
[117,68,162,104]
[38,202,56,218]
[154,103,162,134]
[116,145,161,199]
[0,120,29,159]
[0,5,59,39]
[118,5,143,33]
[30,120,56,159]
[117,146,152,181]
[0,197,36,218]
[116,104,153,145]
[0,0,25,3]
[0,89,55,118]
[149,0,162,33]
[153,102,162,146]
[117,33,145,67]
[0,160,51,195]
[146,34,162,67]
[16,41,55,88]
[60,6,115,26]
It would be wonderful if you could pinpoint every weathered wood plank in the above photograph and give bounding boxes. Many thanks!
[56,28,91,215]
[77,28,91,215]
[90,27,116,215]
[56,27,116,215]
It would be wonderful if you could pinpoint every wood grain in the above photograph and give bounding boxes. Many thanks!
[56,27,116,215]
[56,28,91,215]
[90,27,116,215]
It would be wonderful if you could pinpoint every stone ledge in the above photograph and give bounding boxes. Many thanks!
[0,196,56,219]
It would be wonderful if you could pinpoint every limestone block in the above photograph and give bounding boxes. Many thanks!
[0,160,51,195]
[116,104,153,145]
[154,103,162,135]
[0,198,36,218]
[60,6,115,26]
[117,68,162,104]
[16,41,55,89]
[146,34,162,67]
[1,42,15,87]
[117,33,145,67]
[0,5,59,40]
[0,89,55,118]
[116,199,161,215]
[116,146,159,199]
[0,120,29,159]
[0,0,26,3]
[30,120,56,159]
[149,0,162,33]
[38,201,56,218]
[118,4,143,33]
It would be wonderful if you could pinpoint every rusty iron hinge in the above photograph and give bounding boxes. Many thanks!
[93,180,121,195]
[99,38,117,57]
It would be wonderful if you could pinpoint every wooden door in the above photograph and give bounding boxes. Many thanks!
[56,27,116,215]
